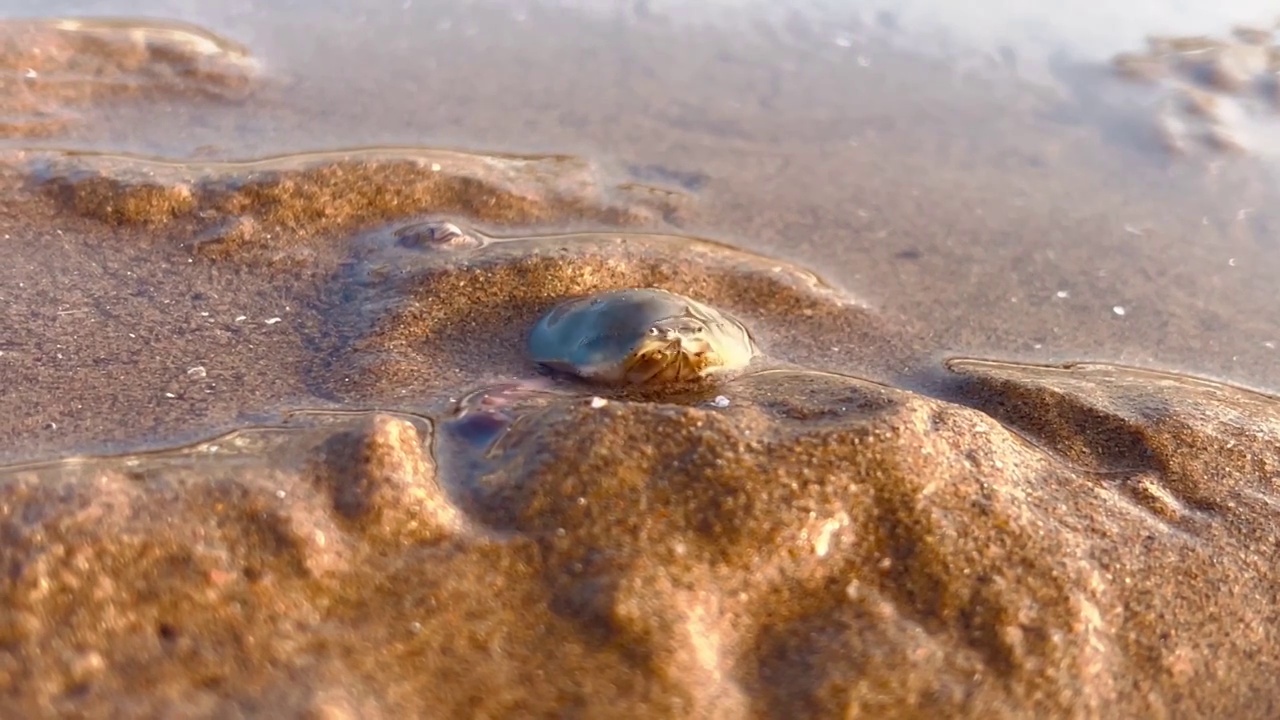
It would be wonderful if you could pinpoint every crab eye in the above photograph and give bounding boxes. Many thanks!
[647,327,660,336]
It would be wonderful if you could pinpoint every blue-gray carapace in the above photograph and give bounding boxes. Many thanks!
[529,288,758,386]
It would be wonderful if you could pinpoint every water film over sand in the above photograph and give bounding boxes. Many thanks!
[1,8,1280,720]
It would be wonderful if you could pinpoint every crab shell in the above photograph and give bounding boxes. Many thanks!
[528,288,759,386]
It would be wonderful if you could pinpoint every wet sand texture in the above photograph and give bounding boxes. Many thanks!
[0,18,256,138]
[4,362,1280,718]
[4,142,1280,717]
[2,11,1280,720]
[0,145,701,464]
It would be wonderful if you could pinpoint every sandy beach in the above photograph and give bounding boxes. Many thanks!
[1,4,1280,717]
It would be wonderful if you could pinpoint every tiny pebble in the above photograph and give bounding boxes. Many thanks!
[1055,290,1069,299]
[1112,306,1127,316]
[276,490,287,499]
[187,366,207,379]
[235,315,247,322]
[710,395,731,408]
[589,396,608,409]
[264,317,282,325]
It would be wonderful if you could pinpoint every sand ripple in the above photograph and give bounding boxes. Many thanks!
[2,144,1279,717]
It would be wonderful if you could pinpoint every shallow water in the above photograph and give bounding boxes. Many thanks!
[2,1,1280,716]
[2,1,1279,396]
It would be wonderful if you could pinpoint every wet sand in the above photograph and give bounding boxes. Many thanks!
[2,5,1280,718]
